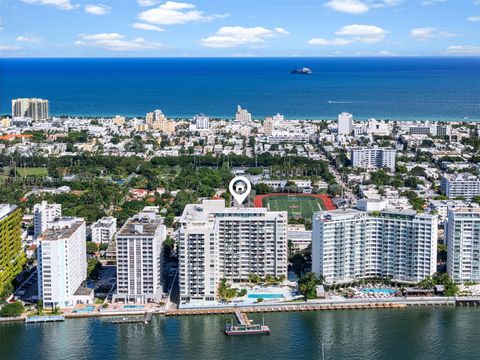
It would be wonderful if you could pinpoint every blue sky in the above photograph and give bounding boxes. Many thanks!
[0,0,479,57]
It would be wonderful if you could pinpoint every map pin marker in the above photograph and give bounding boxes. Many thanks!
[229,176,251,206]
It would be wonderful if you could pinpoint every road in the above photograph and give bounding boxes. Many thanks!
[327,161,357,206]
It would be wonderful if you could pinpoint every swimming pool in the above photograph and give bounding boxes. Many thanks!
[247,293,284,299]
[361,288,396,294]
[73,306,96,313]
[123,305,145,309]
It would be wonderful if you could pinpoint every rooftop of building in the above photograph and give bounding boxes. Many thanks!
[38,217,85,241]
[316,207,427,221]
[429,199,472,207]
[0,204,18,221]
[450,208,480,215]
[92,216,116,228]
[116,209,163,237]
[351,145,395,151]
[442,173,480,181]
[180,199,286,226]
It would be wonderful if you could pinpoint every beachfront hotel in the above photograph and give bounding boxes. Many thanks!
[37,217,90,308]
[235,105,252,123]
[0,204,26,294]
[446,208,480,283]
[11,98,49,121]
[312,200,438,284]
[113,207,166,303]
[192,113,210,130]
[178,199,288,302]
[337,112,353,135]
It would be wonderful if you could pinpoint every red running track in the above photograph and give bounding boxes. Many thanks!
[253,193,336,211]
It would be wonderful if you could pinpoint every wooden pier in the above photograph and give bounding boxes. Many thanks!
[235,310,252,325]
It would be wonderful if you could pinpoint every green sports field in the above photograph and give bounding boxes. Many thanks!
[262,195,325,219]
[16,167,48,177]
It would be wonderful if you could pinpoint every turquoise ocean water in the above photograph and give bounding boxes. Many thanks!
[1,57,479,121]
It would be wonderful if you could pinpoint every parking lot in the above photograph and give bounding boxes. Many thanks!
[94,265,117,301]
[14,267,38,304]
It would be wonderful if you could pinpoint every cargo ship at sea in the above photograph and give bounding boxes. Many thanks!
[290,67,312,74]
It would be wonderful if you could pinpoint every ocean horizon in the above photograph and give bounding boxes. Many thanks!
[1,57,479,121]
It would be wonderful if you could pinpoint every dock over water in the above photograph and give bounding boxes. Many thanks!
[26,315,65,323]
[107,312,154,325]
[225,311,269,336]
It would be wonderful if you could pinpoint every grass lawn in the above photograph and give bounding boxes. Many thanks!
[16,167,48,177]
[262,195,325,219]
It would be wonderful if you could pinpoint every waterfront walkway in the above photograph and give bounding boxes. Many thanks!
[166,302,407,316]
[6,296,478,323]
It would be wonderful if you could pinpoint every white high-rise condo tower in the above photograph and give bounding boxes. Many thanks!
[114,207,166,303]
[193,114,210,130]
[350,146,396,172]
[337,112,353,135]
[179,199,288,302]
[312,201,438,284]
[446,208,480,283]
[12,98,49,121]
[440,174,480,201]
[91,217,117,244]
[37,217,88,308]
[33,201,62,237]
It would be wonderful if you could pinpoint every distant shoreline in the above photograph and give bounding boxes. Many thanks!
[3,114,479,123]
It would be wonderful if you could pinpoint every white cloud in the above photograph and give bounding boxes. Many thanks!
[467,16,480,22]
[377,50,398,56]
[0,44,22,51]
[21,0,78,10]
[410,27,456,39]
[230,53,258,57]
[355,49,398,56]
[84,4,111,15]
[308,38,353,46]
[324,0,402,14]
[138,1,228,26]
[75,33,168,51]
[421,0,446,5]
[446,45,480,55]
[309,24,388,46]
[16,36,40,43]
[132,23,164,31]
[200,26,289,48]
[325,0,369,14]
[335,24,388,42]
[137,0,159,6]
